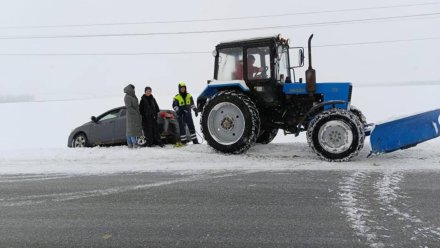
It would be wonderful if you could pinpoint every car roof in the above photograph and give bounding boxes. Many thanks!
[112,106,173,112]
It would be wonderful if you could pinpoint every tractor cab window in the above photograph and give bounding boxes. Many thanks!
[276,45,290,83]
[217,47,243,81]
[246,47,271,80]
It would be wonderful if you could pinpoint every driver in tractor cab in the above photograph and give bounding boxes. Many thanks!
[247,55,265,79]
[234,55,264,80]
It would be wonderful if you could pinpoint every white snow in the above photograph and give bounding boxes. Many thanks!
[0,141,439,175]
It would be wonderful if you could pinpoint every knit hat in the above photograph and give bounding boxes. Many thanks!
[145,86,152,92]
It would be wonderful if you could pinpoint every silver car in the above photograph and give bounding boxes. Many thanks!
[68,106,182,147]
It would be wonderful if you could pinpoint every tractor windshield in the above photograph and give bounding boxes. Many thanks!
[216,47,243,81]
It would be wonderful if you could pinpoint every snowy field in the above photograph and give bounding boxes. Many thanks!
[0,84,439,175]
[0,142,439,175]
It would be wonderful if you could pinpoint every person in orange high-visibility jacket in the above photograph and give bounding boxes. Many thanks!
[172,82,199,144]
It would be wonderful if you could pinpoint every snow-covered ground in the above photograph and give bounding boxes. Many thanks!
[0,142,439,175]
[0,84,439,175]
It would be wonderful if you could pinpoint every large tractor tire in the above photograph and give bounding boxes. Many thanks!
[201,91,260,154]
[307,109,365,162]
[349,105,367,126]
[256,128,278,144]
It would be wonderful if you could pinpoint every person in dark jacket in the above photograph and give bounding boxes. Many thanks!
[172,82,199,144]
[124,84,143,148]
[139,86,164,147]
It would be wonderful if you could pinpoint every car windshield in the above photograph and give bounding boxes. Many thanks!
[99,110,120,121]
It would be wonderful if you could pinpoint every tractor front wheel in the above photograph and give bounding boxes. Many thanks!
[307,109,365,162]
[201,91,260,154]
[349,105,367,126]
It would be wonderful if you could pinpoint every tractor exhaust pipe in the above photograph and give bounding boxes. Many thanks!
[306,34,316,94]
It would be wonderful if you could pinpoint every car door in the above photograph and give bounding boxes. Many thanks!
[89,109,119,145]
[113,108,127,143]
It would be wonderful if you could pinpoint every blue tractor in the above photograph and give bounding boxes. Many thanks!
[197,34,440,161]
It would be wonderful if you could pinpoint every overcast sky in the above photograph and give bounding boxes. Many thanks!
[0,0,439,103]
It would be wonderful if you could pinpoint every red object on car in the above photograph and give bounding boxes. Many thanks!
[160,111,175,120]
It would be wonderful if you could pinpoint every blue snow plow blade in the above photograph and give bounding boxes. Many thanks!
[370,109,440,154]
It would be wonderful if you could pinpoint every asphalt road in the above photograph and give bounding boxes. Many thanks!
[1,170,440,247]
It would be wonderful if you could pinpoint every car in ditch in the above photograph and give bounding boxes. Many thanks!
[68,106,182,147]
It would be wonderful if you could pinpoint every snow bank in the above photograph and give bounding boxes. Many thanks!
[0,142,439,175]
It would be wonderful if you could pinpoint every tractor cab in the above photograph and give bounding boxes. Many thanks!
[212,35,299,106]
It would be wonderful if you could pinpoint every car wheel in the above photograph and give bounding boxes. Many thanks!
[72,133,89,148]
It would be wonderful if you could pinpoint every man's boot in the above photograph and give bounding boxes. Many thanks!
[174,141,186,147]
[156,140,165,147]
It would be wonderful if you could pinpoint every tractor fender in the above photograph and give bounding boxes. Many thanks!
[197,80,250,112]
[295,100,346,136]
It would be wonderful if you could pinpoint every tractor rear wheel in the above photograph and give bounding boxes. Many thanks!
[256,128,278,144]
[307,109,364,162]
[201,91,260,154]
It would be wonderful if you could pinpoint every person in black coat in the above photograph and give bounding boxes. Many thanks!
[139,86,164,147]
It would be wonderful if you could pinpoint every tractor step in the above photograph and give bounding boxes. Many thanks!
[369,109,440,154]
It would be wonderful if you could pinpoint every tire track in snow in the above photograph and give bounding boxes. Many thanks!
[375,171,440,245]
[0,174,73,183]
[339,171,440,247]
[338,171,385,248]
[0,171,248,207]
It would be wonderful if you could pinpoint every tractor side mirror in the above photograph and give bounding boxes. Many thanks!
[290,47,305,68]
[91,116,97,123]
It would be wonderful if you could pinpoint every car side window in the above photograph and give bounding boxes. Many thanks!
[99,109,120,122]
